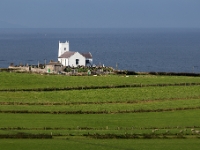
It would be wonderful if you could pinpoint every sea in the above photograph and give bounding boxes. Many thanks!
[0,28,200,73]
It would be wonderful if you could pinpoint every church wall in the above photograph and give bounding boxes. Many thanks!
[69,52,85,67]
[58,58,69,66]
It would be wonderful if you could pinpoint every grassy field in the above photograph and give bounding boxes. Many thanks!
[0,71,200,149]
[1,139,200,150]
[1,72,200,89]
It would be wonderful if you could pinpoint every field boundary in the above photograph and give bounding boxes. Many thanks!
[0,133,199,139]
[0,106,200,114]
[0,96,200,105]
[0,82,200,92]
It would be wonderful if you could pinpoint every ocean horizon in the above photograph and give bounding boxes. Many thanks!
[0,28,200,73]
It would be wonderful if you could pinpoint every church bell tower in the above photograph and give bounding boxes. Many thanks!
[58,41,69,57]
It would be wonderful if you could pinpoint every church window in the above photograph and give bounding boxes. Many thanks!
[76,59,79,65]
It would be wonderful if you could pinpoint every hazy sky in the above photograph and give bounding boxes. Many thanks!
[0,0,200,28]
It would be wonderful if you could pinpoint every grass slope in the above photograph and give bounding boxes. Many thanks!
[0,139,200,150]
[0,72,200,149]
[1,72,200,89]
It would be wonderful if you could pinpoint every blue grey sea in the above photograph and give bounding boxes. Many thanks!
[0,28,200,73]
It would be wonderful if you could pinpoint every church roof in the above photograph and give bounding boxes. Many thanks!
[59,51,92,59]
[58,51,76,58]
[81,52,92,59]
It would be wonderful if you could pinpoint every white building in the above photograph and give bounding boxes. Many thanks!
[58,41,93,67]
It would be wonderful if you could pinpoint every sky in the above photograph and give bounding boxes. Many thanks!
[0,0,200,28]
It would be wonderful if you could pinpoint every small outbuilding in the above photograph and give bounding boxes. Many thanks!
[46,61,63,73]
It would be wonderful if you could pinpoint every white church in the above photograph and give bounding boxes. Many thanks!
[58,41,93,67]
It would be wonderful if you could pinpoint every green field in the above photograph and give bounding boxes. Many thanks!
[1,72,200,89]
[0,72,200,149]
[1,139,200,150]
